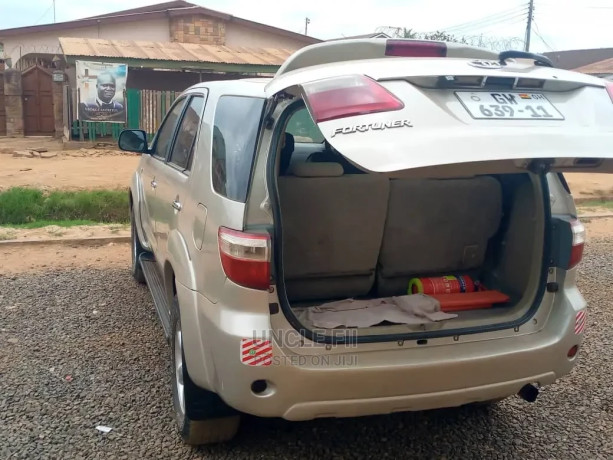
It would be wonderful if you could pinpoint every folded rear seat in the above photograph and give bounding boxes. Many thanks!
[377,177,503,296]
[278,162,390,301]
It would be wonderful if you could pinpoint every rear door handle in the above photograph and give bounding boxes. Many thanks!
[172,200,182,211]
[150,180,157,189]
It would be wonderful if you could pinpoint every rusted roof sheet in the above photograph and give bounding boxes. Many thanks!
[59,37,293,67]
[573,57,613,75]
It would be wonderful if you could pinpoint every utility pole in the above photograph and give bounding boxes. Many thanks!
[53,0,56,23]
[524,0,534,51]
[305,17,310,35]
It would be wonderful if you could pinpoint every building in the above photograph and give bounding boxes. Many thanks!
[572,59,613,80]
[0,1,320,137]
[328,32,391,41]
[544,48,613,71]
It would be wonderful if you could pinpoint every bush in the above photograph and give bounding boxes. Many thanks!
[0,187,129,225]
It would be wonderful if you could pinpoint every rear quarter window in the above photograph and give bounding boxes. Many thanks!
[286,107,324,143]
[212,96,265,202]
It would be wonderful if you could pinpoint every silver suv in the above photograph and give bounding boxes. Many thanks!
[119,39,613,444]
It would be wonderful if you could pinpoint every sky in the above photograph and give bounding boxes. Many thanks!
[1,0,612,53]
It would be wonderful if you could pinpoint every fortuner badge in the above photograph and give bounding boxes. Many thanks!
[331,119,413,137]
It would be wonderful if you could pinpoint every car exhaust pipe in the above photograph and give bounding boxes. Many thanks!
[518,384,539,402]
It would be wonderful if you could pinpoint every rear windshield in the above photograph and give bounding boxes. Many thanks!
[212,95,265,202]
[286,107,324,143]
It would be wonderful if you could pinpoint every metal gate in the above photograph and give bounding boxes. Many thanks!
[71,88,177,141]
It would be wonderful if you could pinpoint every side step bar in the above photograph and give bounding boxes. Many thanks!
[140,254,172,340]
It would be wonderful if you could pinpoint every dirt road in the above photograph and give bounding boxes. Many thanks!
[0,242,129,275]
[565,173,613,200]
[2,136,613,196]
[0,153,139,191]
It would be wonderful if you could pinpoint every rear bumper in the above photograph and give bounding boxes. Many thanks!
[178,281,586,421]
[282,373,554,420]
[215,334,574,421]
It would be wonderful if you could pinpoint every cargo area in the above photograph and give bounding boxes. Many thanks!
[275,149,547,338]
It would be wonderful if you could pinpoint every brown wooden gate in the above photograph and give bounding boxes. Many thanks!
[0,72,6,136]
[22,66,54,135]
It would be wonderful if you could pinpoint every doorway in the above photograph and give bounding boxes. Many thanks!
[22,66,54,135]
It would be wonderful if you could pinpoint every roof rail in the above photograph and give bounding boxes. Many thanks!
[275,38,499,77]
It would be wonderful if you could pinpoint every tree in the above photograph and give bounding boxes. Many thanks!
[375,26,524,52]
[401,28,469,44]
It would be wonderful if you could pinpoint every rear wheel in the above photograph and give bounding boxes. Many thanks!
[170,295,240,444]
[130,205,146,284]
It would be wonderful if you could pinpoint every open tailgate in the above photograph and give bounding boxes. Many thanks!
[266,58,613,174]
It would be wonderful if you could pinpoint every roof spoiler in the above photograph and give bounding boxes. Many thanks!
[275,38,499,77]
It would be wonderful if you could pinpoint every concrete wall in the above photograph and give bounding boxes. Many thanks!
[3,69,23,136]
[3,18,171,67]
[52,78,64,138]
[225,22,309,50]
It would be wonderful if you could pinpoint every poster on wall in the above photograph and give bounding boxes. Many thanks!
[76,61,128,122]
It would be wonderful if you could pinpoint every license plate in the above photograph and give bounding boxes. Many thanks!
[455,91,564,120]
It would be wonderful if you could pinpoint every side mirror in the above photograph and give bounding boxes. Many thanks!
[118,129,149,154]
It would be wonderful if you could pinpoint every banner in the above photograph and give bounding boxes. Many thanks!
[76,61,127,122]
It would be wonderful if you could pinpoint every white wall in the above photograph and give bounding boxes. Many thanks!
[3,18,170,66]
[225,22,310,51]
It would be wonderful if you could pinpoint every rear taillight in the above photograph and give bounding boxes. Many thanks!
[568,219,586,269]
[605,81,613,103]
[302,75,404,123]
[218,227,270,290]
[385,39,447,57]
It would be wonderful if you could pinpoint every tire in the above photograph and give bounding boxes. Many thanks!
[130,205,146,284]
[170,295,240,445]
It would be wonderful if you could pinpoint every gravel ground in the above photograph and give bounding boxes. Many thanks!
[0,242,611,459]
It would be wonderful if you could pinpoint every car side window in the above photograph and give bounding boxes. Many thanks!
[151,97,186,160]
[168,95,205,171]
[212,96,265,202]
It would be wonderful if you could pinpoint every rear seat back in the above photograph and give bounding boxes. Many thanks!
[377,177,503,296]
[278,163,390,301]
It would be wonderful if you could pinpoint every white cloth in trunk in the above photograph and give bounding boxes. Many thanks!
[306,294,457,329]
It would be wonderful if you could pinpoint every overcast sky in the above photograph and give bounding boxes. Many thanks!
[1,0,612,52]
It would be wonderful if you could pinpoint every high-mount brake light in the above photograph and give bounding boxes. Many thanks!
[385,39,447,57]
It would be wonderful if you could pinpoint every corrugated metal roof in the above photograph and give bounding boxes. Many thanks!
[59,37,293,67]
[574,57,613,75]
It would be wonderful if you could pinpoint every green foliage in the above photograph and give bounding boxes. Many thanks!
[578,200,613,209]
[402,28,469,44]
[3,220,99,229]
[0,187,129,225]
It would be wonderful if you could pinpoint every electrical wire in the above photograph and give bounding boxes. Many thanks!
[532,19,556,52]
[446,13,529,36]
[443,5,527,31]
[442,5,529,34]
[33,3,54,25]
